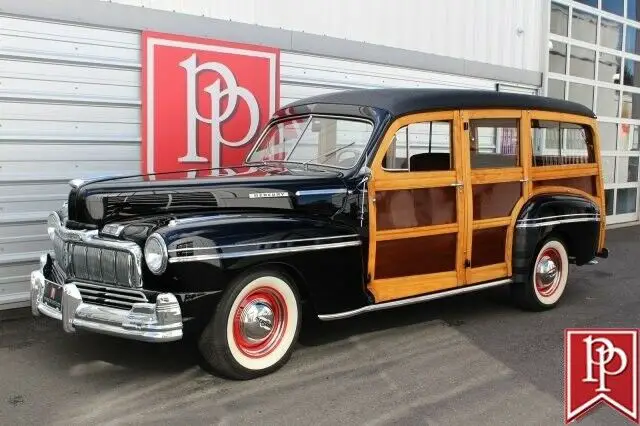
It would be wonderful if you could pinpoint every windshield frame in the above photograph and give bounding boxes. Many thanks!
[244,113,376,171]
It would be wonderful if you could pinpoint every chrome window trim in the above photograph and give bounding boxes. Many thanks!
[167,234,361,253]
[168,240,362,263]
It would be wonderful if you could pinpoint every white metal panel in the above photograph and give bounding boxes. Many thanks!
[279,52,501,105]
[0,12,533,309]
[0,15,141,308]
[105,0,545,72]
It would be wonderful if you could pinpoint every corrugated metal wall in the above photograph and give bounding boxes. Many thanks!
[103,0,545,72]
[0,13,536,309]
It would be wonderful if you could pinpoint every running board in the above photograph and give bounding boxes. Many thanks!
[317,278,512,321]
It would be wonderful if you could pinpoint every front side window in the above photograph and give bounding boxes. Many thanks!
[382,120,453,172]
[531,120,595,166]
[246,115,374,170]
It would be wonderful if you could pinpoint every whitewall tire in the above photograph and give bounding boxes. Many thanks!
[513,237,569,311]
[198,269,301,380]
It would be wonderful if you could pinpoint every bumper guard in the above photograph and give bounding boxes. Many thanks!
[30,263,183,343]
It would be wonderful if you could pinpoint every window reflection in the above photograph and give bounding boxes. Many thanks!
[597,88,620,117]
[624,58,640,88]
[619,124,640,151]
[598,53,621,84]
[549,41,567,74]
[626,26,640,55]
[574,0,597,7]
[616,157,639,182]
[616,187,638,213]
[602,0,624,16]
[629,0,640,22]
[602,156,616,183]
[599,122,619,150]
[605,188,614,215]
[570,46,596,79]
[572,9,598,44]
[547,79,566,99]
[551,2,569,36]
[600,18,623,50]
[621,92,640,120]
[568,82,594,109]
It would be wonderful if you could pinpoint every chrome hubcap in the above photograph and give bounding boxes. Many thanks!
[239,301,274,343]
[536,257,558,286]
[232,286,288,358]
[535,248,562,297]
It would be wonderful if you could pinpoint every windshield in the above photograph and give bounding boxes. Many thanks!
[246,115,374,169]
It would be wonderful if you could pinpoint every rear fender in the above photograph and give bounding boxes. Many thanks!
[512,193,601,283]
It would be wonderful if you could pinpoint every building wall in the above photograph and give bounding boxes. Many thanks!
[103,0,546,73]
[0,8,539,309]
[545,0,640,225]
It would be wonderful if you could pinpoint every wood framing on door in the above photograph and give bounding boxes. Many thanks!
[366,111,466,303]
[459,109,530,285]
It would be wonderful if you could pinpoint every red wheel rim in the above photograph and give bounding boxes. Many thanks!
[535,247,562,297]
[232,286,288,358]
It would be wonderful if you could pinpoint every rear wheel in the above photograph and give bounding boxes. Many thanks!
[512,237,569,311]
[198,269,301,380]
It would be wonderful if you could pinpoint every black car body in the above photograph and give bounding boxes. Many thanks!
[31,88,608,379]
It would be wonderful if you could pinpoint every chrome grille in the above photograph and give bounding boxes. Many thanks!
[75,282,148,310]
[53,233,68,269]
[68,244,139,287]
[51,238,141,288]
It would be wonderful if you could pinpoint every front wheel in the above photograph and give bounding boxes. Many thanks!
[512,237,569,311]
[198,269,301,380]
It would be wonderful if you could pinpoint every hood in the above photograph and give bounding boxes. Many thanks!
[64,165,351,229]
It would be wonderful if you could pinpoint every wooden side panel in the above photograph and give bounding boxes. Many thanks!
[374,233,457,279]
[533,176,597,196]
[375,187,457,230]
[471,226,508,267]
[472,182,522,220]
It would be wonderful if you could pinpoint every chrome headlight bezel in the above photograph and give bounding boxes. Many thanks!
[144,233,168,275]
[47,212,61,241]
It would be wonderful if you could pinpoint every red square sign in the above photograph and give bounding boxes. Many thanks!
[565,328,639,423]
[141,31,280,179]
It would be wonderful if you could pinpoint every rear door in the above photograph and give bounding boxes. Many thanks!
[459,109,529,284]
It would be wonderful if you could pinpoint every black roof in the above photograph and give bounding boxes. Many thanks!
[283,88,596,118]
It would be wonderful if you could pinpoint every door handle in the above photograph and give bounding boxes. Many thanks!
[450,182,463,187]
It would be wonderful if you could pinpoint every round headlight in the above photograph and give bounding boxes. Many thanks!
[144,233,167,275]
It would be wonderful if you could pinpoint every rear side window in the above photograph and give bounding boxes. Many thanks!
[531,120,595,166]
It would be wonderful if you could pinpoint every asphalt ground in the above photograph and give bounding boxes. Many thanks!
[1,225,639,425]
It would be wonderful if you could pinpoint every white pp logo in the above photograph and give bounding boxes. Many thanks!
[178,53,260,175]
[582,335,629,393]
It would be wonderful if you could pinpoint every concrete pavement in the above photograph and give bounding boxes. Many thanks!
[1,226,639,425]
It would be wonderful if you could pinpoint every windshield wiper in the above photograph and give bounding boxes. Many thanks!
[301,142,356,169]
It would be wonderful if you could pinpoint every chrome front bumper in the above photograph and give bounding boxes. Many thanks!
[30,266,183,343]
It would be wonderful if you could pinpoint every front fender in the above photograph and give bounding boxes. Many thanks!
[154,213,370,316]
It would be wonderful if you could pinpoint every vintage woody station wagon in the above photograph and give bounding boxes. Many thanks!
[30,88,609,379]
